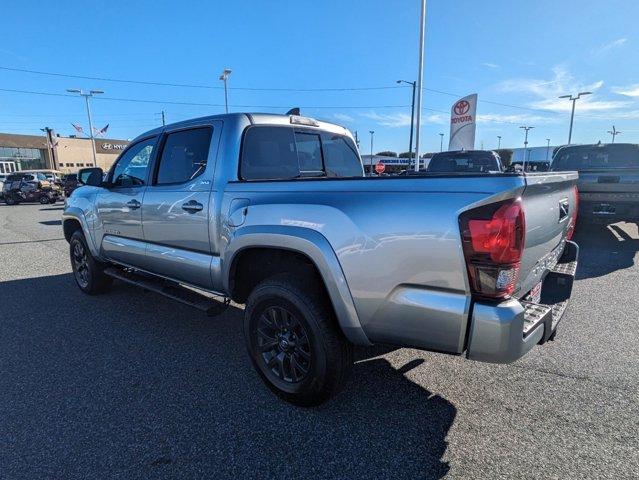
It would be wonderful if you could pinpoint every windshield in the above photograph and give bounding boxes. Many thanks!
[427,152,500,173]
[552,144,639,170]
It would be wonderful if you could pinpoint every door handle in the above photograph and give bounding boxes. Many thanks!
[126,199,141,210]
[182,200,204,213]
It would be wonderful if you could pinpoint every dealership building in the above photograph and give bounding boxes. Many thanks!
[0,132,128,175]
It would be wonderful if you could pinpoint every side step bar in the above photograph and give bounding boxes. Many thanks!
[103,267,230,316]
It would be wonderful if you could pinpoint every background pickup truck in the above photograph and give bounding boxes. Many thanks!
[552,143,639,221]
[63,112,579,406]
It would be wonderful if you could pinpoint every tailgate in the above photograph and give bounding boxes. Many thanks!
[577,168,639,204]
[517,172,578,298]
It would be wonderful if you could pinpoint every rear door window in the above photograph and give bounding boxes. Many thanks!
[156,127,212,185]
[322,134,363,177]
[240,126,362,180]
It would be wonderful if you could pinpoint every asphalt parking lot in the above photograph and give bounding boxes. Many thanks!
[0,203,637,480]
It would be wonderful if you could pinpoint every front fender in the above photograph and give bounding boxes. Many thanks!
[223,225,371,346]
[62,206,103,260]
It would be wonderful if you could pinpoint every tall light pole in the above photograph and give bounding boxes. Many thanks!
[219,68,232,113]
[413,0,427,171]
[519,125,534,171]
[397,79,416,168]
[558,91,591,145]
[497,135,502,149]
[369,130,375,174]
[439,133,444,152]
[67,89,103,166]
[546,138,551,161]
[607,126,621,143]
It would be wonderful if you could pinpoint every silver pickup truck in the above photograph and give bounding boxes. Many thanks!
[63,112,579,406]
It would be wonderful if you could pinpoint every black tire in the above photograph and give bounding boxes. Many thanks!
[244,273,353,407]
[69,230,112,294]
[39,195,50,204]
[4,196,16,205]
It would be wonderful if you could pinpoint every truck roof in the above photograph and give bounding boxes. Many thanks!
[132,112,351,144]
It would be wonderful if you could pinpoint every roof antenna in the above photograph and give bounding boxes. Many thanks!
[286,107,300,116]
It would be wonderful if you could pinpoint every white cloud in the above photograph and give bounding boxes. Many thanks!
[482,62,500,69]
[497,66,631,113]
[592,38,627,56]
[332,113,354,123]
[361,112,412,128]
[612,83,639,98]
[477,113,560,125]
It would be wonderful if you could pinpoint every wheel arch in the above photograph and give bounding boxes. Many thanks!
[224,225,370,346]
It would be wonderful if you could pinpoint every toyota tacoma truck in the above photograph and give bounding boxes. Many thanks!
[63,112,579,406]
[551,143,639,221]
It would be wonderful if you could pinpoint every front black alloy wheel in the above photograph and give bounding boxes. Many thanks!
[69,230,112,294]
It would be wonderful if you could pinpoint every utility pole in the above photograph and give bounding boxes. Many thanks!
[546,138,551,161]
[40,127,56,170]
[397,80,416,168]
[369,130,375,174]
[67,89,103,166]
[497,135,502,149]
[354,130,360,150]
[413,0,426,171]
[558,91,591,144]
[161,110,166,126]
[607,126,621,143]
[439,133,444,152]
[519,125,534,171]
[219,69,232,113]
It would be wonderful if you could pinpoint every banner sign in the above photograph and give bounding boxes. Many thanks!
[448,93,477,151]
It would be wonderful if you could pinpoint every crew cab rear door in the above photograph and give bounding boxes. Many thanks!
[141,122,221,289]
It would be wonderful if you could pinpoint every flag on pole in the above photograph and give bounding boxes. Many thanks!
[71,123,84,135]
[92,124,109,137]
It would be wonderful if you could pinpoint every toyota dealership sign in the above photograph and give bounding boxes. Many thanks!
[448,93,477,151]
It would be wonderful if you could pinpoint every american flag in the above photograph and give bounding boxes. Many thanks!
[71,123,84,134]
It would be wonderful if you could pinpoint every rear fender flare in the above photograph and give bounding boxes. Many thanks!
[223,225,371,346]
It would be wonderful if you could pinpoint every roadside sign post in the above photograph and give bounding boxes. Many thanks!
[375,162,386,175]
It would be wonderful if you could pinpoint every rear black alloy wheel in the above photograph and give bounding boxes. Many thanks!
[257,306,312,384]
[244,273,353,407]
[39,195,50,204]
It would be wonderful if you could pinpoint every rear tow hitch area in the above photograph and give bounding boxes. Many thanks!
[521,241,578,344]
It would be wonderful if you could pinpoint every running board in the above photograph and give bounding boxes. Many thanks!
[103,267,230,316]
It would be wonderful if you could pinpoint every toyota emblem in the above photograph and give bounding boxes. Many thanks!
[454,100,470,116]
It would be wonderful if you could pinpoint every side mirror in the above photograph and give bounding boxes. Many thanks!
[78,167,104,187]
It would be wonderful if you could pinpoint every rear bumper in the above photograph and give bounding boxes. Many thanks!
[466,241,578,364]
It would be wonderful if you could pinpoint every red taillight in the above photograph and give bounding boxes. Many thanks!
[460,199,525,299]
[566,186,578,240]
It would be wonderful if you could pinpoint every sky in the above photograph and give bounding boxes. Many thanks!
[1,0,638,154]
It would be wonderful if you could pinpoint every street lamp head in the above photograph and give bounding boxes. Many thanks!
[90,90,104,95]
[219,69,232,81]
[558,94,572,99]
[66,88,81,94]
[369,130,374,135]
[578,91,592,97]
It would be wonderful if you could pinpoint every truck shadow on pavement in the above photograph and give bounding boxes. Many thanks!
[573,221,638,280]
[0,273,456,480]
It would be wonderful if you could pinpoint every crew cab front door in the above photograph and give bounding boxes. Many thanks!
[95,136,156,266]
[141,125,218,289]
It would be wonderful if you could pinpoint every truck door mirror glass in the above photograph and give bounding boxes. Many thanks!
[78,167,104,187]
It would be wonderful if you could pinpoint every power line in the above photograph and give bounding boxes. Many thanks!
[0,66,405,92]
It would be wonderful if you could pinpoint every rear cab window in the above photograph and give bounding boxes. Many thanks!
[240,126,363,181]
[552,144,639,171]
